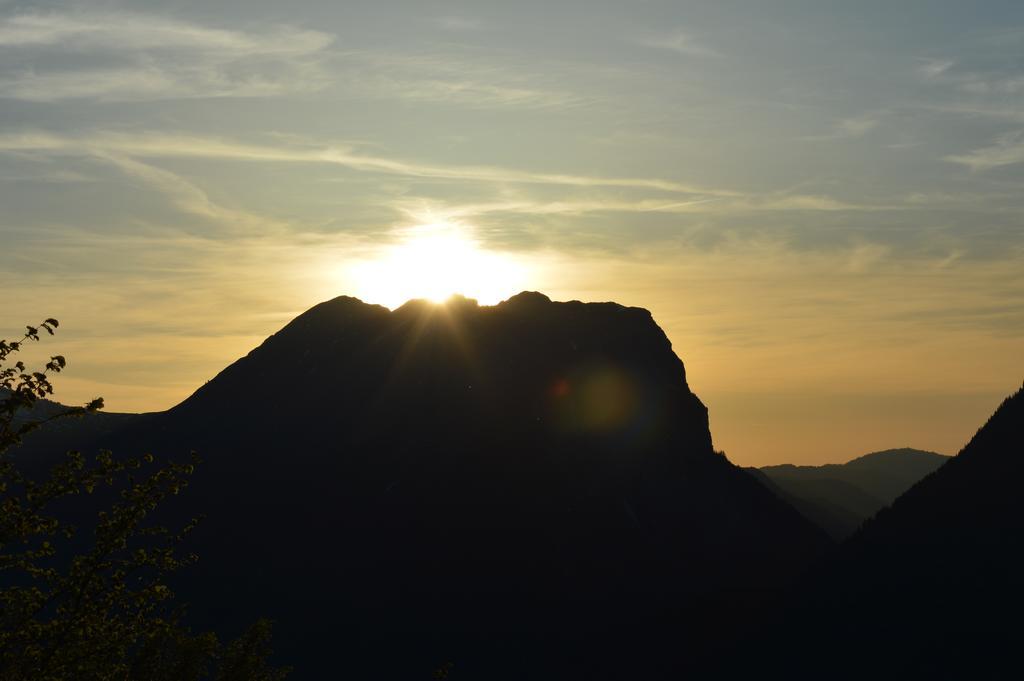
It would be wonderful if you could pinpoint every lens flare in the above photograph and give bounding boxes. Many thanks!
[551,366,641,433]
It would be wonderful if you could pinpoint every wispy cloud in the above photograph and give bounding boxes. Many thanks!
[838,116,880,136]
[925,63,1024,98]
[348,72,584,110]
[636,29,720,57]
[0,12,331,54]
[94,152,287,234]
[842,242,890,273]
[392,192,878,225]
[959,75,1024,96]
[338,50,592,110]
[0,11,595,110]
[914,52,1024,118]
[0,130,885,226]
[0,65,329,102]
[742,194,869,211]
[0,11,334,101]
[0,130,741,197]
[433,16,484,32]
[801,114,880,141]
[917,58,954,79]
[924,101,1024,123]
[391,197,719,221]
[945,130,1024,171]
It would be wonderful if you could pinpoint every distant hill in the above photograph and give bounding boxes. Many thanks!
[17,293,829,679]
[3,391,142,466]
[751,448,949,538]
[740,383,1024,680]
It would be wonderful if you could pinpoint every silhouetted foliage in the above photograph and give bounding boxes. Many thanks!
[0,319,289,680]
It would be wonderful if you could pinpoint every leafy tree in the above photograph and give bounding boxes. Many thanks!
[0,319,289,680]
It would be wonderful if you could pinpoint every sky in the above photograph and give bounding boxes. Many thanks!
[1,0,1022,466]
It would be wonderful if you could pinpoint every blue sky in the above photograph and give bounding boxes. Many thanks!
[1,1,1022,464]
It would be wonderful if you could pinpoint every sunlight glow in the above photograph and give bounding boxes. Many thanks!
[349,222,530,309]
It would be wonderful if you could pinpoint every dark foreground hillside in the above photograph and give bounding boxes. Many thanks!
[20,293,829,679]
[734,384,1024,680]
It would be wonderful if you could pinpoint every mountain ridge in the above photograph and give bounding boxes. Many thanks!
[751,447,950,538]
[737,383,1024,680]
[19,292,830,679]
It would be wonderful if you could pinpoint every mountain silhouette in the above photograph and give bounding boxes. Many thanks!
[739,383,1024,680]
[21,293,830,679]
[750,448,949,539]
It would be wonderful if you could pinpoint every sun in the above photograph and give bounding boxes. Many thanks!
[348,222,530,309]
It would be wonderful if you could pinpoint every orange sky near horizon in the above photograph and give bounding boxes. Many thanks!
[7,229,1019,468]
